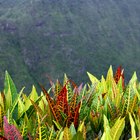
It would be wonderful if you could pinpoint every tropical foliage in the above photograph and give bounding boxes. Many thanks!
[0,66,140,139]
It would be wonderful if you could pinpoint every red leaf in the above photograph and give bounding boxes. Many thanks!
[67,100,81,128]
[114,66,125,89]
[41,86,61,122]
[73,102,81,128]
[56,85,68,115]
[0,135,7,140]
[70,93,78,112]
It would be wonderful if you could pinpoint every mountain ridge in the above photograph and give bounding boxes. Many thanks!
[0,0,140,92]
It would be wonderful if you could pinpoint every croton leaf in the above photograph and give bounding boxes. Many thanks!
[114,66,124,89]
[0,104,4,133]
[56,85,68,115]
[0,135,7,140]
[55,80,62,97]
[4,71,18,104]
[41,85,61,123]
[73,102,81,129]
[4,116,23,140]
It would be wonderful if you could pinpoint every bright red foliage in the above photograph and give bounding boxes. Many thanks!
[41,80,81,128]
[114,66,125,89]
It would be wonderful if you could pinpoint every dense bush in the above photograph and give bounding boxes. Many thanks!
[0,66,140,139]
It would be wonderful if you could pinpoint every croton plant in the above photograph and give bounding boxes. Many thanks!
[0,66,140,139]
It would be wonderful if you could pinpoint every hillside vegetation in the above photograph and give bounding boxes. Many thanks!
[0,0,140,91]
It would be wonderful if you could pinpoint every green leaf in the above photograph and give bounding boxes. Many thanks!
[58,131,64,140]
[106,66,113,81]
[18,97,25,119]
[63,127,72,140]
[4,71,17,104]
[87,72,100,86]
[39,93,48,112]
[69,123,76,137]
[72,132,84,140]
[48,126,55,140]
[101,75,107,93]
[129,72,137,85]
[21,121,27,137]
[63,74,73,102]
[78,121,84,132]
[53,120,62,130]
[25,96,42,119]
[10,87,25,116]
[129,113,137,140]
[29,85,38,101]
[10,87,24,119]
[37,112,47,140]
[5,88,12,111]
[110,117,125,140]
[106,66,114,89]
[101,115,112,140]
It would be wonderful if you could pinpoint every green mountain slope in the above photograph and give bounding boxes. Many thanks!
[0,0,140,91]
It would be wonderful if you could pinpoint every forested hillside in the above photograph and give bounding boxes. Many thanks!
[0,0,140,91]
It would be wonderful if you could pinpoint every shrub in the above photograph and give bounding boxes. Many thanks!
[0,66,139,139]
